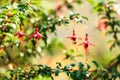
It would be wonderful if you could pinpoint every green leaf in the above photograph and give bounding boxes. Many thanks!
[82,70,88,75]
[78,62,84,69]
[3,33,13,38]
[64,53,71,60]
[75,0,82,4]
[107,40,114,44]
[81,16,88,20]
[76,71,82,79]
[54,68,61,76]
[9,70,14,77]
[17,4,28,12]
[67,4,73,9]
[70,72,76,79]
[65,63,75,69]
[108,1,116,5]
[56,62,62,67]
[65,71,70,76]
[97,70,102,77]
[6,23,17,29]
[87,64,90,70]
[2,76,9,80]
[19,14,25,21]
[87,0,96,5]
[70,49,75,53]
[92,61,99,68]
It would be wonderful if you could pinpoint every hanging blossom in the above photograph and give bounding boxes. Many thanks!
[66,29,82,44]
[78,33,94,61]
[54,0,67,17]
[14,24,27,43]
[96,19,108,31]
[29,24,44,48]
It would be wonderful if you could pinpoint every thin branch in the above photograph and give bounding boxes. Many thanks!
[93,58,120,80]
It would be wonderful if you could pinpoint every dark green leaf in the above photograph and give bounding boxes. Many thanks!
[75,0,82,4]
[78,62,84,69]
[56,62,62,67]
[108,1,116,5]
[92,61,99,68]
[81,16,88,20]
[10,70,14,77]
[87,64,90,70]
[54,68,61,76]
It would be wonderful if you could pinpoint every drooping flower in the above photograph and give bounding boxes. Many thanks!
[29,24,44,48]
[66,29,82,44]
[14,24,27,43]
[96,19,108,31]
[54,0,66,17]
[78,33,94,61]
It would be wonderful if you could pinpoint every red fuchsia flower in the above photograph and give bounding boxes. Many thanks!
[14,24,27,43]
[54,0,66,17]
[78,33,94,61]
[66,29,82,44]
[29,24,44,48]
[96,19,108,31]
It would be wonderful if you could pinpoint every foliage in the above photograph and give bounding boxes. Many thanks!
[0,0,84,65]
[88,0,120,50]
[0,0,120,80]
[2,57,120,80]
